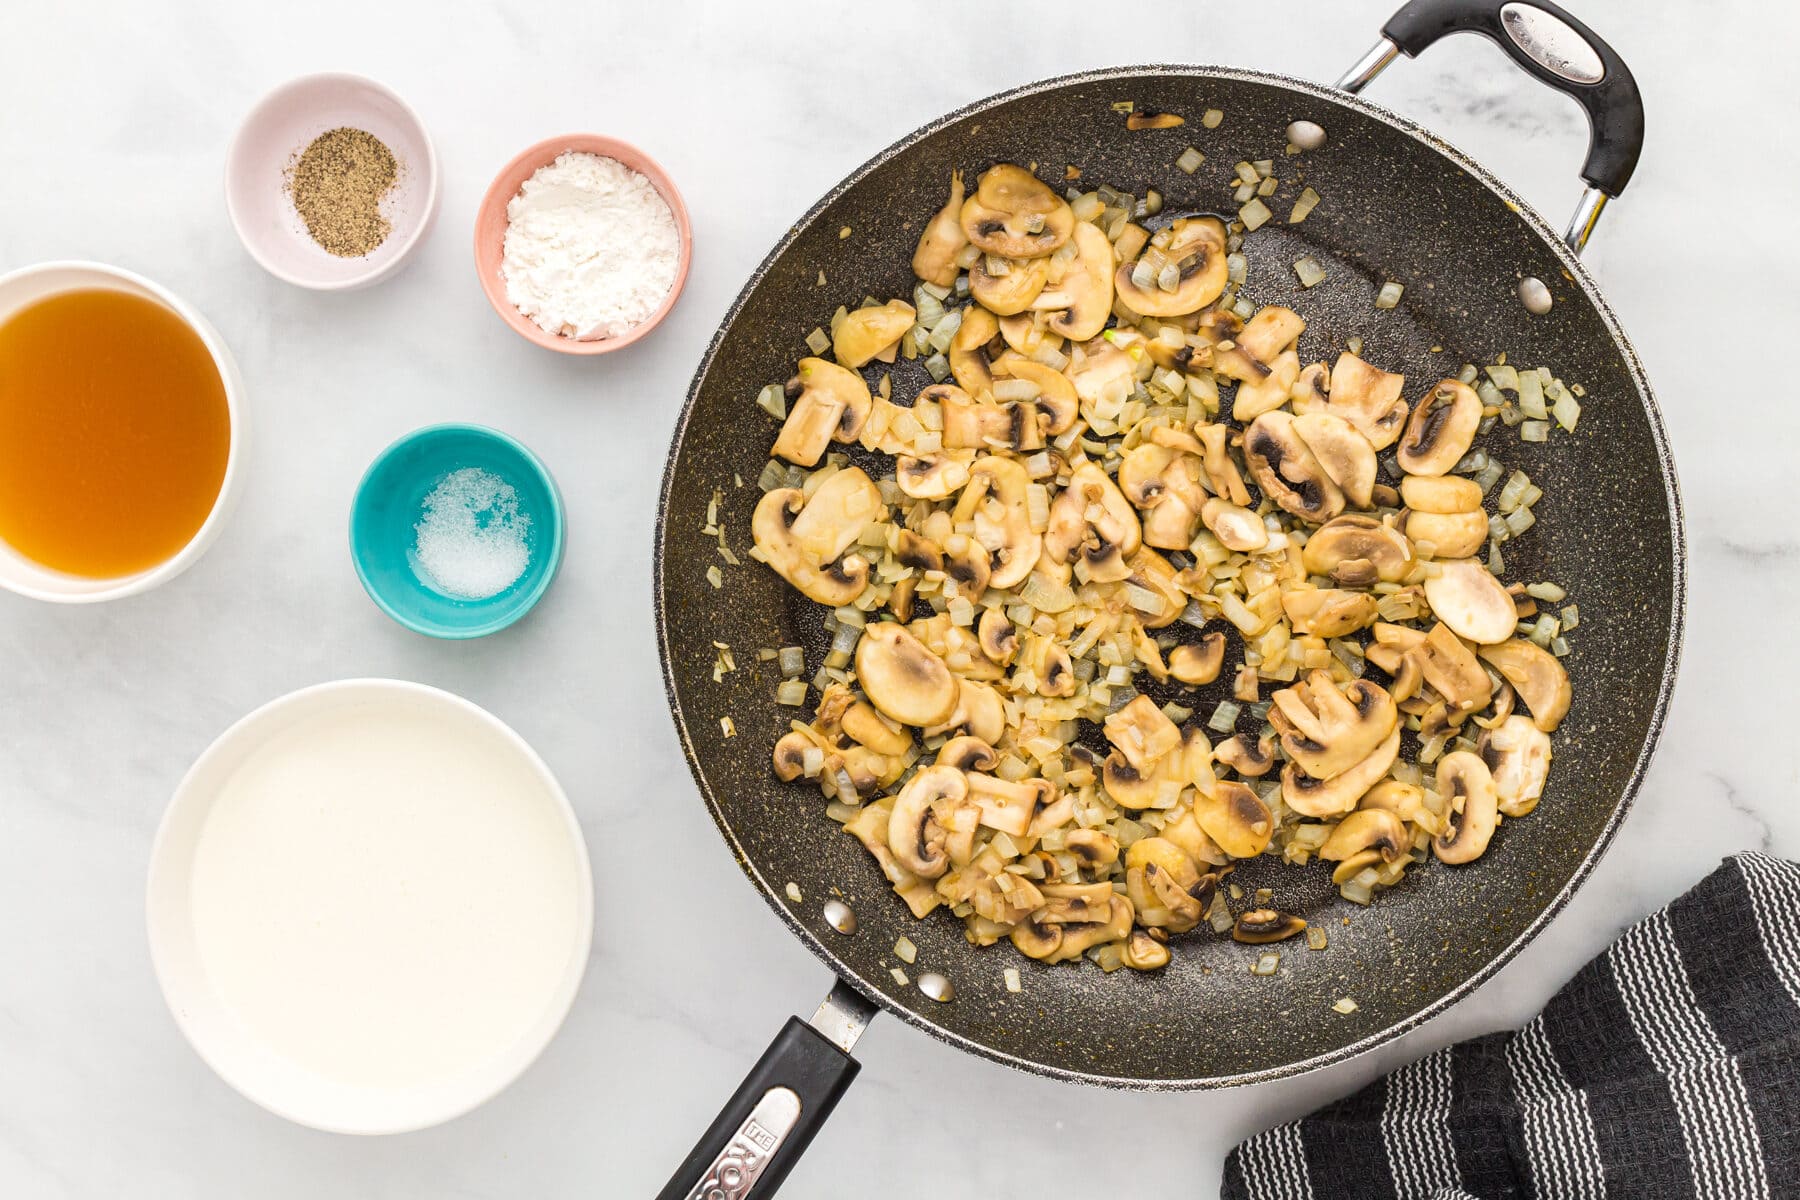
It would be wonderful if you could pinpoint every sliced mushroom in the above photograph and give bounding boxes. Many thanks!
[1121,930,1171,970]
[1026,635,1076,697]
[1424,559,1518,644]
[993,357,1079,433]
[751,467,882,604]
[1396,379,1482,476]
[1114,217,1229,317]
[1009,916,1063,960]
[854,620,958,728]
[1215,305,1306,384]
[1048,895,1134,962]
[1201,496,1269,552]
[888,765,966,878]
[1399,508,1490,559]
[939,855,1042,924]
[1232,350,1301,421]
[1169,633,1227,685]
[1301,514,1416,585]
[959,164,1074,258]
[1036,220,1114,340]
[1065,828,1120,871]
[888,575,917,622]
[911,170,967,288]
[1432,750,1499,864]
[1293,411,1377,508]
[949,305,999,396]
[895,452,971,500]
[1401,474,1484,514]
[771,731,814,781]
[967,773,1058,836]
[1296,352,1408,450]
[940,387,1045,453]
[771,357,872,465]
[1419,621,1494,717]
[891,528,942,574]
[1282,726,1401,817]
[1244,411,1345,524]
[1104,693,1183,773]
[1232,909,1306,944]
[1193,780,1274,858]
[977,607,1018,665]
[1270,672,1398,779]
[1119,443,1208,550]
[1196,423,1251,506]
[1065,343,1136,410]
[1360,778,1432,828]
[1044,460,1142,583]
[842,701,911,756]
[936,735,998,773]
[1125,837,1203,932]
[969,255,1048,316]
[1319,809,1409,884]
[1281,587,1379,638]
[968,457,1043,589]
[927,677,1006,745]
[1122,547,1187,629]
[1214,732,1276,777]
[1478,639,1571,732]
[833,299,916,370]
[1481,714,1553,816]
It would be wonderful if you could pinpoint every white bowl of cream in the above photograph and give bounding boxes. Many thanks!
[147,679,593,1134]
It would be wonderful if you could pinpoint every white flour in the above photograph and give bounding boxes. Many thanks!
[501,152,680,340]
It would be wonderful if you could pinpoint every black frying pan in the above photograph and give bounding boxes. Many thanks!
[653,1,1682,1195]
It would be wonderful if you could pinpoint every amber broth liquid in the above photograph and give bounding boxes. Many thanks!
[0,288,230,578]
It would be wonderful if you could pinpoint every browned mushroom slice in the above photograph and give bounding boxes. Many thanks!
[891,528,942,574]
[1168,633,1227,685]
[1424,560,1518,644]
[911,170,967,287]
[993,356,1079,433]
[1244,411,1345,524]
[1319,809,1409,884]
[1478,638,1572,732]
[976,607,1018,665]
[1233,909,1307,944]
[1065,828,1121,870]
[1399,508,1490,559]
[887,765,967,879]
[1195,423,1251,506]
[771,730,816,781]
[894,452,971,500]
[1281,587,1380,638]
[1301,513,1416,584]
[1282,726,1401,817]
[771,357,872,465]
[1214,732,1276,777]
[1396,379,1482,476]
[1044,460,1142,583]
[1119,443,1209,550]
[968,255,1048,316]
[1114,217,1229,317]
[1480,714,1553,816]
[1293,411,1378,508]
[1125,837,1204,932]
[1418,621,1494,718]
[1200,497,1268,552]
[959,164,1075,258]
[1299,352,1408,450]
[1270,671,1398,778]
[935,735,998,772]
[967,457,1042,590]
[1047,895,1134,963]
[949,305,999,396]
[1193,780,1274,858]
[1121,930,1171,970]
[1035,220,1115,341]
[853,621,959,728]
[751,467,882,605]
[1400,474,1484,514]
[1104,694,1183,773]
[833,299,916,369]
[1215,305,1306,383]
[1432,751,1500,863]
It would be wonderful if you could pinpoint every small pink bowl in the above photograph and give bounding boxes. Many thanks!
[475,134,692,356]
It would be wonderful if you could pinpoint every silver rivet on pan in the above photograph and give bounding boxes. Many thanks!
[917,972,954,1003]
[1287,120,1326,151]
[1518,276,1553,315]
[822,899,858,935]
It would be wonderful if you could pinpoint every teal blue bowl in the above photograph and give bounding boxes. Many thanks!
[349,424,564,639]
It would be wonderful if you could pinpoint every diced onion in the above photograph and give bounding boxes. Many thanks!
[894,936,918,964]
[1251,952,1280,976]
[1176,146,1205,174]
[776,680,809,706]
[1293,257,1326,288]
[1520,420,1550,443]
[756,383,787,419]
[1202,108,1224,128]
[1208,700,1241,732]
[1375,281,1404,309]
[1238,198,1272,231]
[1003,967,1022,993]
[778,645,805,676]
[923,352,951,383]
[805,327,830,355]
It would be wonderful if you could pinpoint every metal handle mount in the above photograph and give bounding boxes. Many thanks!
[1335,0,1644,254]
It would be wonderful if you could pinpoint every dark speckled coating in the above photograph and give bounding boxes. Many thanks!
[654,67,1684,1088]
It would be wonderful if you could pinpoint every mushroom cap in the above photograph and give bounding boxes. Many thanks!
[1216,306,1306,382]
[1009,916,1064,960]
[968,255,1048,316]
[1401,474,1483,514]
[935,735,999,773]
[1301,513,1416,583]
[1231,350,1302,422]
[1431,750,1499,864]
[1424,560,1518,644]
[959,164,1075,258]
[1065,828,1120,870]
[891,528,943,574]
[771,356,872,465]
[832,299,916,369]
[751,468,881,605]
[1419,621,1494,714]
[1318,808,1408,863]
[888,765,966,879]
[1397,379,1482,476]
[1214,732,1276,777]
[1293,411,1378,508]
[1400,508,1490,559]
[1282,726,1401,817]
[854,621,959,728]
[1038,220,1115,341]
[1478,638,1571,732]
[1244,410,1345,524]
[894,451,971,501]
[1114,217,1229,317]
[1315,352,1409,450]
[772,731,815,781]
[948,305,999,395]
[976,607,1018,664]
[1122,930,1171,970]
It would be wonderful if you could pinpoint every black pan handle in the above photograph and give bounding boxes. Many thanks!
[1336,0,1644,253]
[656,981,875,1200]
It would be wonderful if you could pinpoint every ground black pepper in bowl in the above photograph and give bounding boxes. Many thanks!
[286,127,398,257]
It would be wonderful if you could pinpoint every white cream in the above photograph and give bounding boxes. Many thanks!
[187,698,584,1090]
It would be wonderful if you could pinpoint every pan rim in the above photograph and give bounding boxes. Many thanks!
[654,62,1687,1090]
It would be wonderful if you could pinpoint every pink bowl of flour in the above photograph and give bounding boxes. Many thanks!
[474,134,692,356]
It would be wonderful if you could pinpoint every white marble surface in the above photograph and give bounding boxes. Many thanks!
[1,1,1794,1195]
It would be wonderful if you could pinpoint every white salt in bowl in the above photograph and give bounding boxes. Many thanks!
[349,424,564,638]
[227,73,438,290]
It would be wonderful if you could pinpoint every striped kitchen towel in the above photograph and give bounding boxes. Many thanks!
[1224,852,1800,1200]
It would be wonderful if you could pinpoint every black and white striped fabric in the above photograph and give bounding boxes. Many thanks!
[1223,853,1800,1200]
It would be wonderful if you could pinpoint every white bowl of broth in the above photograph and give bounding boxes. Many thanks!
[0,262,242,602]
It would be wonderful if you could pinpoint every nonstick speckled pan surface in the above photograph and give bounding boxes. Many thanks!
[655,65,1683,1088]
